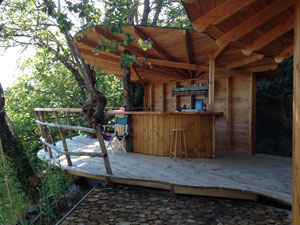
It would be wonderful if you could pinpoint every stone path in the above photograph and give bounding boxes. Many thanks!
[60,185,291,225]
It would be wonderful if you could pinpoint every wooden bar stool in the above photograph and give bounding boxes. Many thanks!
[170,128,187,161]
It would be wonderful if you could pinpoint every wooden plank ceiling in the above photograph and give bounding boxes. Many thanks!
[73,6,285,84]
[182,0,294,71]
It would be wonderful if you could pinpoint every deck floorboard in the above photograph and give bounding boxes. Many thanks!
[38,135,292,205]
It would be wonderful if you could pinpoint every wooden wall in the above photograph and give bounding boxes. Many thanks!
[131,113,214,158]
[144,72,255,154]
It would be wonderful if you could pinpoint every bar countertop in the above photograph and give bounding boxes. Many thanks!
[107,110,223,116]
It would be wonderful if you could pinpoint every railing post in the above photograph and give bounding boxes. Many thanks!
[35,111,48,153]
[40,111,54,158]
[65,112,72,140]
[54,111,72,166]
[94,123,112,174]
[44,112,56,158]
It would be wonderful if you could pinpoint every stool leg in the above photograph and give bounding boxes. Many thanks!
[170,131,174,159]
[183,131,187,159]
[174,131,178,161]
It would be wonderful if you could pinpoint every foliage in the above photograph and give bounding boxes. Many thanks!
[0,0,193,222]
[256,58,293,156]
[37,160,67,224]
[0,141,31,225]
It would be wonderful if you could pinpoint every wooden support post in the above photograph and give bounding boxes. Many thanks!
[208,55,215,111]
[212,115,216,159]
[44,112,54,158]
[293,0,300,223]
[162,83,166,112]
[35,111,48,153]
[226,77,232,151]
[249,73,256,155]
[93,124,112,175]
[65,112,72,140]
[175,82,180,109]
[53,111,72,166]
[190,80,195,109]
[123,49,133,152]
[150,83,154,110]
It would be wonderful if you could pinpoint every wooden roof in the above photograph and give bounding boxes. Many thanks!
[182,0,294,65]
[74,23,280,83]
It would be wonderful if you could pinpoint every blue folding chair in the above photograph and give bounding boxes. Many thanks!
[103,116,128,154]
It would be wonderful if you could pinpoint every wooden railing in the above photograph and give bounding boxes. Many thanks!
[34,108,119,175]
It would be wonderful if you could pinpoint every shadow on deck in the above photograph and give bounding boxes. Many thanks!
[37,135,292,206]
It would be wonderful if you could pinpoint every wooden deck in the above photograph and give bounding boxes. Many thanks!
[37,135,292,205]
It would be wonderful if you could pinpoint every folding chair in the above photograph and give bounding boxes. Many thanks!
[102,116,128,154]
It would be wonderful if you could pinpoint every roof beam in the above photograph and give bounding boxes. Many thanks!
[78,47,250,76]
[191,0,257,32]
[225,54,264,69]
[132,66,145,86]
[182,30,193,78]
[243,64,278,72]
[274,45,294,63]
[78,48,186,79]
[133,26,189,78]
[94,26,156,59]
[242,15,294,55]
[216,0,294,48]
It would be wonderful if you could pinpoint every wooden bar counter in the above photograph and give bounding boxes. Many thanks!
[107,111,222,158]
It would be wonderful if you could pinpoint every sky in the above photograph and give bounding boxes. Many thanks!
[0,48,23,90]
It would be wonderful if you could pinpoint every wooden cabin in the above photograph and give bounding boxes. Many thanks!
[73,25,279,159]
[35,0,299,210]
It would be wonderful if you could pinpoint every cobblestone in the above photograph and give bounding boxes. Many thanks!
[61,185,291,225]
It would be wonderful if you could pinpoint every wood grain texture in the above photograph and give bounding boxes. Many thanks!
[131,113,214,158]
[38,135,292,205]
[293,0,300,223]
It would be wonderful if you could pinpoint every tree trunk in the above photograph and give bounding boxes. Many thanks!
[0,82,37,202]
[152,0,164,26]
[123,50,133,152]
[141,0,150,25]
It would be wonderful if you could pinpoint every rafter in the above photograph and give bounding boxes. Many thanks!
[216,0,294,48]
[243,64,278,72]
[182,30,193,78]
[274,45,294,63]
[132,66,145,86]
[78,48,186,79]
[133,26,189,78]
[94,26,155,59]
[77,47,250,77]
[191,0,257,32]
[225,54,264,69]
[242,15,294,55]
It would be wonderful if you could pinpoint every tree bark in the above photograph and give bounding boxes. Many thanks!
[123,50,133,152]
[0,82,37,202]
[141,0,150,25]
[152,0,164,26]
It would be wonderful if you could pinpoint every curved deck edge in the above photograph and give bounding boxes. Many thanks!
[64,169,291,207]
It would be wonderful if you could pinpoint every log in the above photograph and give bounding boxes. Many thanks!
[39,137,107,157]
[35,120,95,133]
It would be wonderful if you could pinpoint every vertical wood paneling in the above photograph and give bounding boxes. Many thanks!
[158,115,164,156]
[144,114,149,154]
[132,115,137,152]
[144,74,253,155]
[249,73,256,155]
[209,55,215,111]
[131,113,215,158]
[148,115,153,155]
[153,114,159,155]
[163,115,170,156]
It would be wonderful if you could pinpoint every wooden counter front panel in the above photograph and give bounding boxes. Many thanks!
[131,114,214,158]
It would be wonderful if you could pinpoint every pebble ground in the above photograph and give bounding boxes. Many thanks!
[60,184,291,225]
